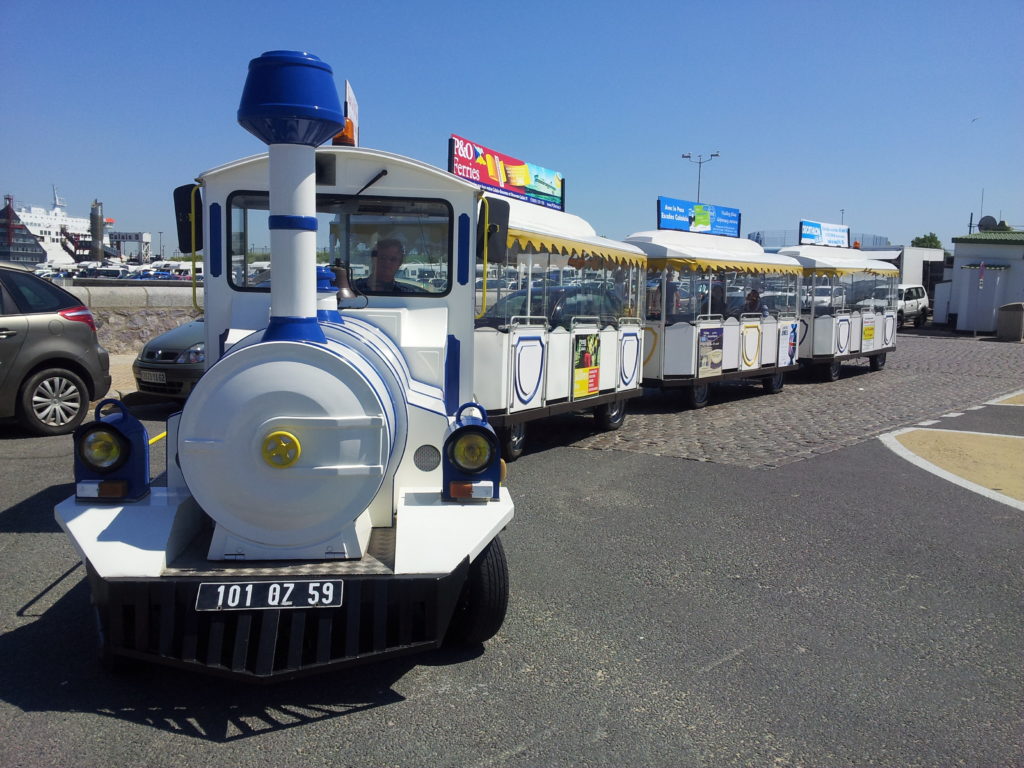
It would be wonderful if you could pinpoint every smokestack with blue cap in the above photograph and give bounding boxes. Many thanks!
[238,50,344,343]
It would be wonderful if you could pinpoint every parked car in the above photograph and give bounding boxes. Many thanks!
[898,284,929,327]
[132,319,206,399]
[476,284,624,330]
[0,262,110,435]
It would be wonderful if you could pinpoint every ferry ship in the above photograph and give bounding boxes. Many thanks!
[0,187,113,266]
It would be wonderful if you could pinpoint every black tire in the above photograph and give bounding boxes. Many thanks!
[869,352,887,371]
[914,310,926,328]
[686,383,710,409]
[594,399,627,431]
[18,368,89,436]
[896,311,904,328]
[762,371,785,394]
[819,360,842,382]
[499,422,525,462]
[446,536,509,646]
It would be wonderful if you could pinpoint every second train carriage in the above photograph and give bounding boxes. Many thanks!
[625,228,803,408]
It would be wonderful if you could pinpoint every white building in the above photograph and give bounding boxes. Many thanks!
[934,231,1024,332]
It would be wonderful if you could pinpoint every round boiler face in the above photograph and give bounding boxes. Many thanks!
[177,339,402,548]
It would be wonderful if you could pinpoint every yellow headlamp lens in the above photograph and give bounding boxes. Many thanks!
[81,429,124,470]
[451,431,492,473]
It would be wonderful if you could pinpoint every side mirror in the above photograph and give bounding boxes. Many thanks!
[480,197,509,264]
[173,184,204,253]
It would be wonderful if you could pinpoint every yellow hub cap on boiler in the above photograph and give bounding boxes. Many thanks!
[262,430,301,468]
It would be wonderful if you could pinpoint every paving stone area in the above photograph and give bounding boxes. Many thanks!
[528,331,1024,468]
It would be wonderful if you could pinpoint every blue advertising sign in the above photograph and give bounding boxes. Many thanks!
[799,220,850,247]
[657,197,741,238]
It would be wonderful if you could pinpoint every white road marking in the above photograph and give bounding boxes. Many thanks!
[917,419,940,426]
[941,412,965,418]
[986,388,1024,406]
[879,427,1024,512]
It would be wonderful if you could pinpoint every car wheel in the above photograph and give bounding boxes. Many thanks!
[445,536,509,646]
[897,311,904,327]
[819,360,842,382]
[869,353,887,371]
[18,368,89,436]
[499,422,525,462]
[594,399,627,431]
[914,310,926,328]
[762,371,785,394]
[686,383,710,409]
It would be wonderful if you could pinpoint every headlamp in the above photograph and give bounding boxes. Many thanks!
[449,430,493,474]
[442,402,501,502]
[78,425,129,473]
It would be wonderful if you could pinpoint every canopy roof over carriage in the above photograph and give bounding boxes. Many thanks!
[779,245,901,277]
[625,229,803,276]
[491,196,647,268]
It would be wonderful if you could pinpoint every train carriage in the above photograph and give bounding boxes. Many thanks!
[55,51,514,681]
[625,228,803,408]
[473,197,647,458]
[778,244,899,380]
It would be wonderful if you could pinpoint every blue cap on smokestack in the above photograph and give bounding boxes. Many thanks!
[238,50,344,146]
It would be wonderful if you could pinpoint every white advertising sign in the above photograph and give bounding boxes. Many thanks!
[799,220,850,248]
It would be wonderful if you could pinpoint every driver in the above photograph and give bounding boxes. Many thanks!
[354,238,415,293]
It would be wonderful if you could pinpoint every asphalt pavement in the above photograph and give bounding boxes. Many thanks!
[1,328,1022,767]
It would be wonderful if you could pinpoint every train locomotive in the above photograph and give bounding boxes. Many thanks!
[55,51,513,680]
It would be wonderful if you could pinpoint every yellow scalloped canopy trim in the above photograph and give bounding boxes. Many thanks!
[647,256,803,276]
[804,266,901,277]
[507,227,646,268]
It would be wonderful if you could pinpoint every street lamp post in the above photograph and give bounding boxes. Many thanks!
[158,231,163,260]
[680,152,720,202]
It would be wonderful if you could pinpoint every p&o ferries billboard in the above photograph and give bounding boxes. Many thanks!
[448,134,565,210]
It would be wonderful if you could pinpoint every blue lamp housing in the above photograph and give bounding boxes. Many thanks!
[74,400,150,503]
[238,50,344,147]
[442,403,502,502]
[316,265,343,323]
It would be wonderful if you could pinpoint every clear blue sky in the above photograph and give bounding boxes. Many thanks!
[3,0,1021,256]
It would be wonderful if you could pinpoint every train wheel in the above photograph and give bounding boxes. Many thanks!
[594,399,626,431]
[500,422,525,462]
[686,383,710,409]
[446,536,509,646]
[762,372,785,394]
[869,353,887,371]
[819,360,842,382]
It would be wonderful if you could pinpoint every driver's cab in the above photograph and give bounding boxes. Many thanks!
[189,146,483,406]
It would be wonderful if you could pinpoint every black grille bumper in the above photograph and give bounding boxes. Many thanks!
[87,562,467,681]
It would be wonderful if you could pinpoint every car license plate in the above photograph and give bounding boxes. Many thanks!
[195,580,343,611]
[139,369,166,384]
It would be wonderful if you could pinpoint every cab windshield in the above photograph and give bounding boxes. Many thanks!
[228,193,452,295]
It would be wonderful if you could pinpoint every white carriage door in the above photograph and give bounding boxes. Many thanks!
[618,324,642,391]
[739,320,762,371]
[508,324,547,413]
[834,313,853,355]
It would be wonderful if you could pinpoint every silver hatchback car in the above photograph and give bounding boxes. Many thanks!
[0,262,111,435]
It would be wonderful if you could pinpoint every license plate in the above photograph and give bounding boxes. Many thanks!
[139,369,166,384]
[195,580,344,611]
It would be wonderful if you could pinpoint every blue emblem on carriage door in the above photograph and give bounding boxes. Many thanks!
[512,336,545,406]
[619,332,640,386]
